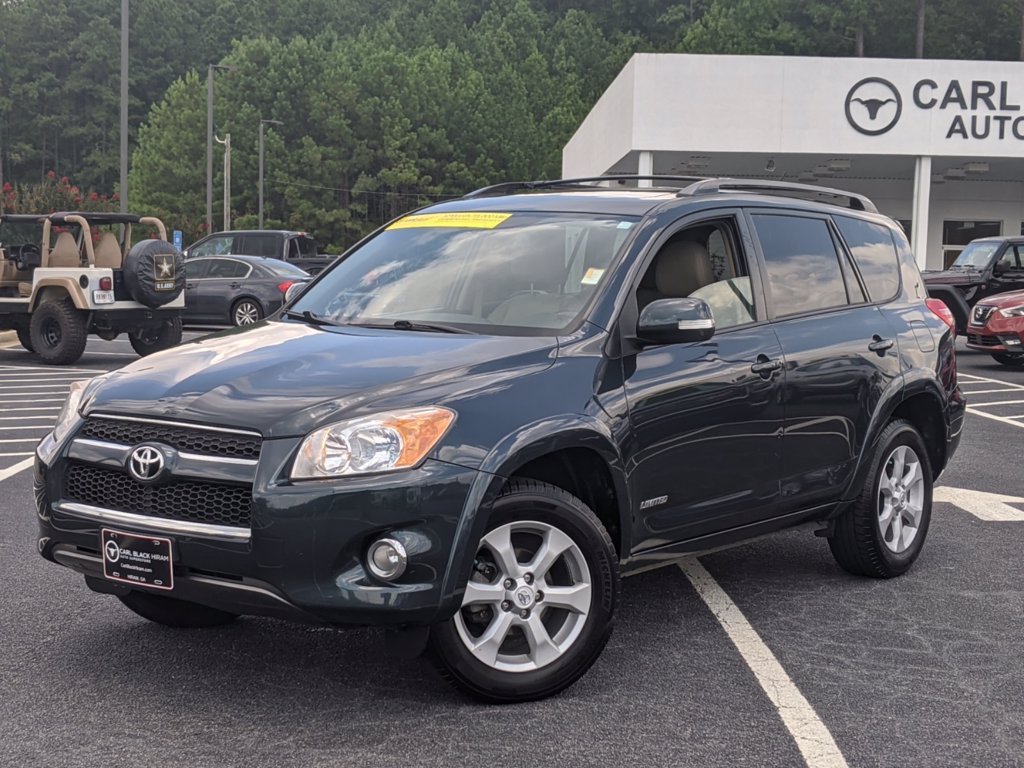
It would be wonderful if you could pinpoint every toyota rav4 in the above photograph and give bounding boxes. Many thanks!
[35,177,964,703]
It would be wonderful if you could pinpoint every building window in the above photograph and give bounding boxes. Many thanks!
[942,220,1001,268]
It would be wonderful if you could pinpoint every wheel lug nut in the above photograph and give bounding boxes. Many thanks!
[503,579,514,589]
[535,590,543,602]
[501,600,511,611]
[524,573,533,584]
[519,609,530,619]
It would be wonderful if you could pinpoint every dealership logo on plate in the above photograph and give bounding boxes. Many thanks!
[845,77,902,136]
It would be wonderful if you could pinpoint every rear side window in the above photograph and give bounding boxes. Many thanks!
[751,214,848,316]
[834,216,901,301]
[206,259,250,278]
[237,234,280,258]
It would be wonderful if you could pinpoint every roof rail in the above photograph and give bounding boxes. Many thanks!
[680,178,878,213]
[463,175,709,199]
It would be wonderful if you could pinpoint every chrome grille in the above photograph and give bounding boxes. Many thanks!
[79,416,261,459]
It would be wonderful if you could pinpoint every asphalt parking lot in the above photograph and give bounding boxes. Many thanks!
[1,333,1021,768]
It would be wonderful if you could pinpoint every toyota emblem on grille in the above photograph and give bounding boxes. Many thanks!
[128,445,164,482]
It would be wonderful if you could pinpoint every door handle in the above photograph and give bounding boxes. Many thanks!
[229,282,241,288]
[750,356,783,377]
[186,282,196,289]
[868,335,894,354]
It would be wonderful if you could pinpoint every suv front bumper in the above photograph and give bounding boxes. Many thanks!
[35,437,483,627]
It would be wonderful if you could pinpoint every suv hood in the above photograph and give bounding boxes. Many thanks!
[975,288,1024,309]
[83,321,558,437]
[921,268,980,286]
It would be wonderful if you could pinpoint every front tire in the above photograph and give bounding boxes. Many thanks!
[29,298,87,365]
[828,419,933,578]
[992,353,1024,367]
[231,298,263,326]
[129,316,182,356]
[118,591,238,628]
[428,479,620,703]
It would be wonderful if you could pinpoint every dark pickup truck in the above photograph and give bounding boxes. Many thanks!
[923,236,1024,333]
[183,229,333,275]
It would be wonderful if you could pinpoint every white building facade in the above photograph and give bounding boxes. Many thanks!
[562,53,1024,271]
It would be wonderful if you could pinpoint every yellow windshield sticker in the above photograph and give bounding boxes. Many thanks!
[387,212,513,230]
[581,267,605,285]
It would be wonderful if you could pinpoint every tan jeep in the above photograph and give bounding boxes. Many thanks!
[0,212,185,364]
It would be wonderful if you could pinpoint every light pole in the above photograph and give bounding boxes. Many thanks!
[258,118,283,230]
[120,0,128,213]
[215,133,231,231]
[206,64,233,232]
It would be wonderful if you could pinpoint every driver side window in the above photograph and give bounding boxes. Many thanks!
[636,218,756,331]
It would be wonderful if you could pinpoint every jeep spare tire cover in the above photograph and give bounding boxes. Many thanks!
[123,239,185,308]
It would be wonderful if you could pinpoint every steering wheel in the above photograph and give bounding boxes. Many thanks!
[14,244,40,272]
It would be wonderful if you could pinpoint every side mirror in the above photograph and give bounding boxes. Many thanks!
[637,298,715,345]
[284,281,308,304]
[992,262,1006,277]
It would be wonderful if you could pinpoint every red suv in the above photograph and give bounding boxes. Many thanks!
[966,289,1024,366]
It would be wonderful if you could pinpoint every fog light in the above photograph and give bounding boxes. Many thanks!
[1003,336,1022,346]
[366,537,407,581]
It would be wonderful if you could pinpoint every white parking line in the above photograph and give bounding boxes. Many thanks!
[0,415,55,421]
[680,560,848,768]
[1,407,61,412]
[0,451,32,457]
[960,387,1020,395]
[0,457,34,481]
[0,438,43,443]
[4,399,69,404]
[0,382,79,389]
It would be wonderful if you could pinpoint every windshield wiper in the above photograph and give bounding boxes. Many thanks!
[347,319,473,334]
[284,309,342,327]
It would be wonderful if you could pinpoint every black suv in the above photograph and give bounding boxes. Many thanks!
[36,177,964,703]
[923,236,1024,333]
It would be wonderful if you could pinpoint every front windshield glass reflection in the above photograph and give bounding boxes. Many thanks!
[290,212,636,334]
[952,242,999,269]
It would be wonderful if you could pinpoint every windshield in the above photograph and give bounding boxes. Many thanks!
[289,212,636,334]
[0,221,39,247]
[952,241,1000,269]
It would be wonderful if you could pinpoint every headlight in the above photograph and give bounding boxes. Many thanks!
[52,380,88,444]
[291,406,455,479]
[998,304,1024,318]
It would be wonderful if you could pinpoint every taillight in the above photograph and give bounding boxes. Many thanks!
[278,281,295,294]
[926,298,956,334]
[99,277,113,291]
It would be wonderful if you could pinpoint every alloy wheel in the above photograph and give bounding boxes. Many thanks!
[234,301,260,325]
[454,520,592,673]
[877,445,925,554]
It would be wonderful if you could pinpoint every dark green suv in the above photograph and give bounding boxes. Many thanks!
[36,177,964,702]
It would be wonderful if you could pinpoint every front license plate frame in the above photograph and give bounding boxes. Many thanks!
[101,528,174,590]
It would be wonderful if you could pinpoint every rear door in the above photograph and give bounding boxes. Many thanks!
[197,258,251,323]
[748,210,902,514]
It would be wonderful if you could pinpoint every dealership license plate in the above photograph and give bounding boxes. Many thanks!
[101,528,174,590]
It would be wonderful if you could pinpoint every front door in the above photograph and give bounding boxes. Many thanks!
[622,213,786,551]
[183,259,209,322]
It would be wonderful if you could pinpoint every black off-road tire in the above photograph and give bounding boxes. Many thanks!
[428,479,620,703]
[16,326,34,353]
[828,419,933,578]
[129,316,183,356]
[29,298,88,365]
[991,353,1024,367]
[118,591,238,628]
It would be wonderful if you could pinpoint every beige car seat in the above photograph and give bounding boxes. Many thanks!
[93,232,123,268]
[637,239,715,310]
[47,232,81,268]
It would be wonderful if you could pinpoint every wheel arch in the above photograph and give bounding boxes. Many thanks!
[436,421,630,620]
[30,279,87,310]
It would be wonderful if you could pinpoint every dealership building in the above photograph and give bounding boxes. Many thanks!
[563,53,1024,271]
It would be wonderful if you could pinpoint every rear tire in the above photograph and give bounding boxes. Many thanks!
[828,419,933,578]
[991,353,1024,367]
[118,591,238,628]
[428,479,619,703]
[29,298,87,365]
[16,326,34,353]
[129,316,183,356]
[231,298,263,327]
